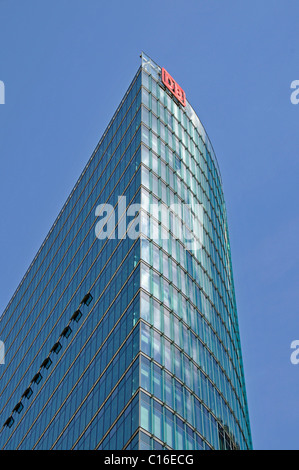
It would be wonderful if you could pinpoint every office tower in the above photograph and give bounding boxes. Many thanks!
[0,53,252,450]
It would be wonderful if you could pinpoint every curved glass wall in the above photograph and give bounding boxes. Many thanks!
[138,53,252,450]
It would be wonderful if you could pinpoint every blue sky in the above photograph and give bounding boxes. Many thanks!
[0,0,298,450]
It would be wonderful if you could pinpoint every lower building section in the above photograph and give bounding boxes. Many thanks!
[1,293,249,450]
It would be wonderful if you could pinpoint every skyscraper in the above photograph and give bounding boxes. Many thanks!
[0,53,252,450]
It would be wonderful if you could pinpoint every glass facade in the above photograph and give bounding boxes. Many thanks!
[0,53,252,450]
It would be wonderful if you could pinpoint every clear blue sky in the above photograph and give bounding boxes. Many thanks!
[0,0,298,450]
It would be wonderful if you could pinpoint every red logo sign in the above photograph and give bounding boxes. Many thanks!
[161,68,186,107]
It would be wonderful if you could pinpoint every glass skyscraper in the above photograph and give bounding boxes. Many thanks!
[0,53,252,450]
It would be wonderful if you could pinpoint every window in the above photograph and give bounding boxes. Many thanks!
[152,331,162,366]
[141,322,151,357]
[165,409,174,448]
[140,291,150,323]
[31,372,42,385]
[140,393,151,432]
[4,416,14,428]
[140,356,151,392]
[81,292,93,306]
[153,400,163,441]
[141,166,150,189]
[13,402,24,414]
[22,387,33,400]
[71,309,82,323]
[61,326,72,339]
[40,357,52,370]
[164,372,174,409]
[50,341,62,354]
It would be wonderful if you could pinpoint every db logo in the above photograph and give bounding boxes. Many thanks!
[162,68,186,107]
